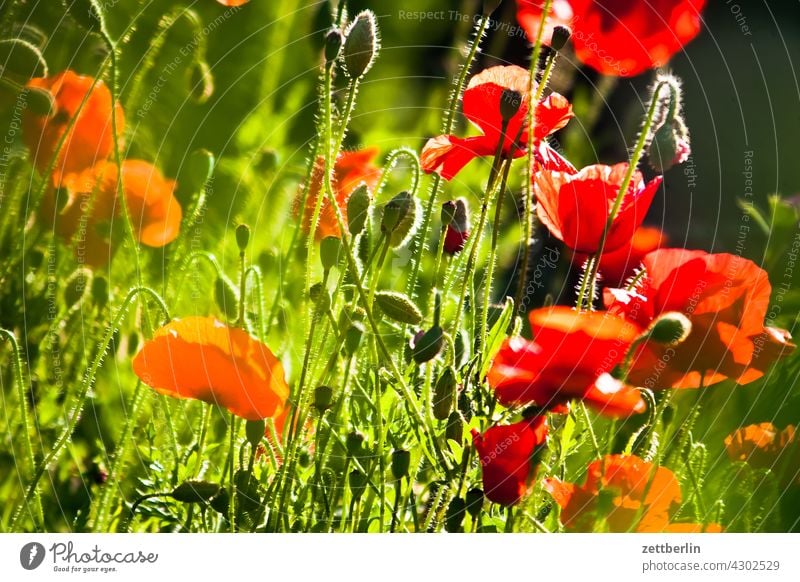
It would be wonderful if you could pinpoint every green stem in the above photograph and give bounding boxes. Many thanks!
[227,412,237,531]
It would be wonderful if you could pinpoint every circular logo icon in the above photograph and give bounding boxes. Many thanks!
[20,542,46,570]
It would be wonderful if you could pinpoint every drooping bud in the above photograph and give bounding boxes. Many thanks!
[344,321,365,356]
[445,411,463,443]
[188,60,214,105]
[347,184,371,236]
[171,480,221,504]
[375,290,423,325]
[380,191,414,244]
[320,236,342,271]
[465,487,484,518]
[343,10,379,79]
[235,223,250,252]
[324,28,343,64]
[391,449,411,480]
[445,497,467,533]
[245,419,266,447]
[499,88,523,122]
[646,311,692,346]
[443,198,470,255]
[550,25,571,51]
[214,275,239,320]
[432,366,457,421]
[314,385,334,413]
[647,74,690,173]
[412,325,444,364]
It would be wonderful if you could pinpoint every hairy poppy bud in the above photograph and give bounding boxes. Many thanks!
[324,28,343,64]
[346,431,365,457]
[309,282,331,312]
[235,223,250,252]
[320,236,342,271]
[64,268,91,307]
[391,449,411,480]
[314,385,334,413]
[446,411,463,443]
[171,480,221,503]
[245,419,266,447]
[375,291,423,325]
[188,60,214,105]
[646,311,692,346]
[465,487,484,518]
[499,88,523,122]
[343,10,379,79]
[91,275,108,309]
[441,200,457,226]
[348,470,368,500]
[550,25,571,51]
[347,184,371,236]
[445,497,467,532]
[344,321,365,356]
[381,191,412,236]
[443,198,469,255]
[214,275,239,319]
[412,325,444,364]
[647,121,691,173]
[432,366,457,421]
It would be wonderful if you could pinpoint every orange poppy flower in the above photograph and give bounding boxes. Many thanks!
[298,148,380,240]
[535,163,662,254]
[604,249,796,389]
[471,415,549,506]
[545,454,720,532]
[39,160,182,266]
[574,226,667,287]
[724,423,798,485]
[23,70,124,184]
[487,306,646,417]
[132,316,289,421]
[421,65,573,180]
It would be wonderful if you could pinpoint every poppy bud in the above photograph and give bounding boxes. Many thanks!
[91,275,108,309]
[235,224,250,252]
[446,411,463,443]
[191,61,214,104]
[344,321,365,356]
[412,325,444,364]
[314,385,334,413]
[380,191,413,242]
[214,275,239,320]
[309,282,331,312]
[347,184,371,236]
[550,25,572,51]
[499,88,523,122]
[647,121,691,173]
[375,290,423,325]
[432,366,457,421]
[440,200,457,227]
[64,268,91,307]
[171,480,221,503]
[391,449,411,480]
[443,198,470,255]
[320,236,342,271]
[346,431,365,457]
[646,311,692,346]
[445,497,467,532]
[348,470,368,500]
[324,28,343,64]
[245,419,266,447]
[343,10,379,79]
[465,487,484,518]
[0,38,48,79]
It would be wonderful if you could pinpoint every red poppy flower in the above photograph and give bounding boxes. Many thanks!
[23,71,124,184]
[421,65,572,180]
[487,306,646,417]
[132,316,289,421]
[471,415,549,506]
[568,1,706,77]
[39,160,182,266]
[724,423,799,485]
[516,0,574,46]
[574,226,667,287]
[535,163,662,254]
[545,454,720,532]
[604,249,796,389]
[298,147,380,240]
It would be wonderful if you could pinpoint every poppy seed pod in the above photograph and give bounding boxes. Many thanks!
[236,223,250,252]
[171,480,221,504]
[465,487,484,518]
[324,28,343,64]
[499,88,523,122]
[445,497,467,533]
[314,385,334,413]
[348,470,368,500]
[412,325,444,364]
[320,236,342,271]
[344,321,365,356]
[646,311,692,346]
[245,419,266,446]
[346,431,365,457]
[391,449,411,480]
[550,25,571,51]
[347,184,371,236]
[343,11,379,79]
[375,291,423,325]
